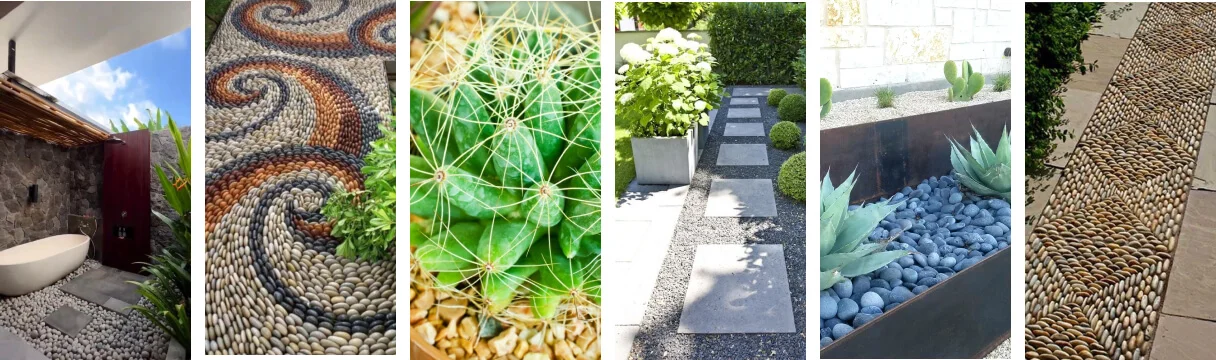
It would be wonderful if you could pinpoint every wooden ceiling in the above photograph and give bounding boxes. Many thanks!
[0,78,112,147]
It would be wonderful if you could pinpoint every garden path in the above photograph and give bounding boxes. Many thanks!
[628,86,806,359]
[1026,3,1216,359]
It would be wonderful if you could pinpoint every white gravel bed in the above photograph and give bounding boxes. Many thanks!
[821,85,1011,130]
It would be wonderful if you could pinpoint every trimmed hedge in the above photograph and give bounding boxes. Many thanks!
[707,2,805,85]
[778,94,806,122]
[770,121,801,150]
[777,152,806,202]
[768,89,788,106]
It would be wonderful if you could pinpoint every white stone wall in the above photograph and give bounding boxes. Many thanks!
[821,0,1013,90]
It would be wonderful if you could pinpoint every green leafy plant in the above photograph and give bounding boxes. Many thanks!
[618,28,723,138]
[768,88,788,106]
[820,170,910,290]
[322,117,397,261]
[707,2,805,85]
[792,47,806,89]
[129,114,190,350]
[876,87,895,108]
[948,126,1012,200]
[993,73,1011,92]
[109,109,173,133]
[820,78,833,118]
[622,2,710,30]
[770,121,801,150]
[778,93,805,122]
[945,60,985,101]
[410,5,601,320]
[778,152,806,201]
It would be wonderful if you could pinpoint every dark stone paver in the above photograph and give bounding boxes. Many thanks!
[60,266,146,314]
[45,306,92,337]
[716,144,768,166]
[723,123,765,137]
[705,179,777,217]
[677,244,794,334]
[726,107,760,118]
[0,327,48,360]
[729,97,759,106]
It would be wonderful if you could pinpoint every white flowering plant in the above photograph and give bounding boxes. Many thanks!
[616,28,723,138]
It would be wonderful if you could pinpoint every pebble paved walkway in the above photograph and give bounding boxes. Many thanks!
[1025,3,1216,359]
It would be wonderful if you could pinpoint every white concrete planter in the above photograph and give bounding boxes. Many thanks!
[632,130,696,185]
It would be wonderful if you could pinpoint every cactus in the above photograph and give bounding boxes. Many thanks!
[820,78,833,118]
[410,5,600,320]
[820,170,910,290]
[944,60,984,101]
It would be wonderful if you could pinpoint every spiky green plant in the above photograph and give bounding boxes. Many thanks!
[820,78,833,118]
[945,60,984,101]
[947,126,1012,200]
[876,87,895,108]
[410,4,601,321]
[820,170,910,291]
[993,73,1011,92]
[109,109,174,133]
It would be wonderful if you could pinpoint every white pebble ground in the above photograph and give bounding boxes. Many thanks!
[822,85,1011,130]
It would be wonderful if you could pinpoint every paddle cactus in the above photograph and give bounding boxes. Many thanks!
[944,60,984,101]
[947,126,1012,200]
[409,7,600,319]
[820,170,910,290]
[820,78,833,118]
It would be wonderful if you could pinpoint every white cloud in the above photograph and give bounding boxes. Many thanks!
[39,61,160,129]
[156,31,188,50]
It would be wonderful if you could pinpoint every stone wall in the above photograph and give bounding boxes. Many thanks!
[820,0,1013,90]
[149,127,190,254]
[0,131,102,252]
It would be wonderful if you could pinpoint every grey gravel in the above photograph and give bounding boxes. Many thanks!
[822,85,1011,130]
[984,338,1011,359]
[630,86,807,359]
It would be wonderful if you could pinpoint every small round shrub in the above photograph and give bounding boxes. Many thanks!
[770,121,801,150]
[778,94,806,122]
[778,152,806,202]
[767,89,788,106]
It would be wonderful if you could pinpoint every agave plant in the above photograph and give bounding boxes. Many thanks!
[109,109,175,133]
[820,170,910,291]
[410,4,600,320]
[947,126,1011,200]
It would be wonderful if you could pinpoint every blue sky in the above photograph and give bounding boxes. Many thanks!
[40,28,191,129]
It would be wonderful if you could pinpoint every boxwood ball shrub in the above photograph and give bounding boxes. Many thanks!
[770,121,801,150]
[778,94,806,122]
[617,28,723,138]
[707,2,806,85]
[768,88,788,106]
[778,151,806,201]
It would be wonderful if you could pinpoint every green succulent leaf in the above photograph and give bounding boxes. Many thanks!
[477,221,540,273]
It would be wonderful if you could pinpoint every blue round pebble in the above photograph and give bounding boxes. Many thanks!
[879,268,901,283]
[859,306,883,314]
[820,292,838,319]
[901,268,919,283]
[836,298,859,321]
[912,285,929,294]
[860,291,884,308]
[821,337,832,347]
[890,286,914,303]
[831,323,854,339]
[833,280,853,298]
[853,313,878,327]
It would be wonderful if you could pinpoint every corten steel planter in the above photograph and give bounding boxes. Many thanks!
[819,100,1012,358]
[820,100,1012,203]
[632,130,696,185]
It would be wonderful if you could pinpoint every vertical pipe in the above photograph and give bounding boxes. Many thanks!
[7,39,13,73]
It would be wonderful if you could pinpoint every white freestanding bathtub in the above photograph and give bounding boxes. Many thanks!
[0,234,90,296]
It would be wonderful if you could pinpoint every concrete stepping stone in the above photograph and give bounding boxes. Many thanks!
[0,327,49,360]
[731,87,788,97]
[705,179,777,217]
[726,107,761,118]
[724,123,765,137]
[60,266,147,315]
[716,144,768,166]
[677,244,795,333]
[45,306,92,337]
[729,97,759,106]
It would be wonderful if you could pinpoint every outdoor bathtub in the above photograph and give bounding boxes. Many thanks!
[0,234,89,296]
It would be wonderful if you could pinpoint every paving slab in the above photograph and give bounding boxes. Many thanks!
[1149,314,1216,359]
[618,182,689,209]
[611,220,653,264]
[45,306,92,337]
[1193,106,1216,190]
[731,87,802,97]
[613,325,641,360]
[1050,35,1132,168]
[1026,171,1061,230]
[0,327,48,360]
[1091,2,1148,39]
[716,144,768,166]
[729,97,759,106]
[723,122,765,137]
[704,179,777,217]
[1162,190,1216,320]
[726,107,761,119]
[60,266,147,312]
[677,244,795,333]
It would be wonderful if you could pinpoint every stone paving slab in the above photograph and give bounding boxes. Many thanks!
[0,327,49,360]
[731,87,802,97]
[1092,2,1148,39]
[705,179,777,217]
[716,144,768,166]
[677,244,795,333]
[1149,314,1216,359]
[1050,35,1132,168]
[1194,106,1216,190]
[723,123,765,137]
[729,97,759,106]
[1162,190,1216,320]
[45,306,92,337]
[60,266,146,313]
[726,107,761,119]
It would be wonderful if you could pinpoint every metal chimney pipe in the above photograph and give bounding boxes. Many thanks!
[7,40,13,74]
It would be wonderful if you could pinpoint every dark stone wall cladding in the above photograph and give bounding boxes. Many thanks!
[149,127,190,255]
[0,130,102,252]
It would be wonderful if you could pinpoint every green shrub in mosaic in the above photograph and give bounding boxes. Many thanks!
[778,93,805,122]
[617,28,723,138]
[948,126,1012,200]
[323,117,396,261]
[770,121,801,150]
[820,78,833,118]
[410,9,601,319]
[820,170,910,290]
[875,87,895,109]
[768,88,788,106]
[993,73,1011,92]
[945,60,984,101]
[777,152,806,202]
